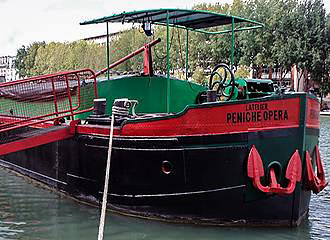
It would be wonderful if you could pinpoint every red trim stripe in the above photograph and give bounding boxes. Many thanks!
[306,98,320,129]
[120,98,301,137]
[0,127,72,156]
[75,98,301,137]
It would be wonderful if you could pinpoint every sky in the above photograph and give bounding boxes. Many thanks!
[0,0,228,56]
[0,0,329,56]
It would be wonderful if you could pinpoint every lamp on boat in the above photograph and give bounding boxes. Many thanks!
[143,21,152,36]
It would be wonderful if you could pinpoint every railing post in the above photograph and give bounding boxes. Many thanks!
[51,77,59,117]
[65,75,74,120]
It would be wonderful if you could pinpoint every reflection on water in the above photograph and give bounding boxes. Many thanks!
[308,116,330,240]
[0,117,329,240]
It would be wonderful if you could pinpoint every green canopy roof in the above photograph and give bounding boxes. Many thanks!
[80,8,263,30]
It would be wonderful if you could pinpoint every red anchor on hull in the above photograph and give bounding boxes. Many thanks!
[305,146,328,194]
[247,145,302,194]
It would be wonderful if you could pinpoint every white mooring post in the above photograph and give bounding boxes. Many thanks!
[97,113,115,240]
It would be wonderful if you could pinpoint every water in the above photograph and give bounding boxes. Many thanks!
[0,118,329,240]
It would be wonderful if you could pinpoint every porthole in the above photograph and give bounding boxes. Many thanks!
[161,160,173,175]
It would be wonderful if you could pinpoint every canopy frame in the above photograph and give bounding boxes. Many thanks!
[80,8,264,112]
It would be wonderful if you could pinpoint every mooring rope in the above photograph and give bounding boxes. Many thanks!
[97,113,115,240]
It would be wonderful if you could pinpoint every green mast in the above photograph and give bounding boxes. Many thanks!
[231,17,235,71]
[106,22,110,81]
[166,11,171,113]
[185,29,189,81]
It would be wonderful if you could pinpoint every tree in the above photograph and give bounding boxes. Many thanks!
[15,45,28,78]
[25,42,46,77]
[271,0,300,81]
[15,42,45,78]
[319,13,330,99]
[15,0,329,87]
[239,0,284,78]
[302,0,328,91]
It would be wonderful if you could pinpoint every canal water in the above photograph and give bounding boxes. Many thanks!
[0,118,329,240]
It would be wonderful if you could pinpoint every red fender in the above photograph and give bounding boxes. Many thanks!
[305,146,328,194]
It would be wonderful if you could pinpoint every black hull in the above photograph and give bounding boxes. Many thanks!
[0,128,312,227]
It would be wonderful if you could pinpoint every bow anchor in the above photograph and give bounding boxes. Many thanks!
[247,145,302,194]
[305,146,328,194]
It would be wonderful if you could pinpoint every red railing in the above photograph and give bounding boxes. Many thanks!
[0,68,97,133]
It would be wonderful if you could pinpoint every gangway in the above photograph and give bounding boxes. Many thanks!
[0,38,161,157]
[0,69,97,156]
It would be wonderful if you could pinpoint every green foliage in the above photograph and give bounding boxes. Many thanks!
[237,0,329,88]
[191,1,240,69]
[15,0,329,93]
[15,45,28,78]
[192,67,206,84]
[16,41,106,77]
[15,42,45,78]
[320,13,330,96]
[109,29,148,72]
[235,66,250,78]
[299,0,329,93]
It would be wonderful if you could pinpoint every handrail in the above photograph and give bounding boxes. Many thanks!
[0,68,98,134]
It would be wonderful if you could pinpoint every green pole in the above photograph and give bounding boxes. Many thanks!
[106,22,110,81]
[231,18,235,71]
[185,29,189,81]
[166,11,170,113]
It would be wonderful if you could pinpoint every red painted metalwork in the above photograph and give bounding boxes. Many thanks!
[0,68,97,134]
[306,98,320,129]
[51,77,59,117]
[305,146,328,194]
[247,145,270,193]
[247,145,302,194]
[0,108,94,135]
[94,38,161,77]
[65,74,74,119]
[269,150,302,194]
[143,45,151,75]
[0,126,72,156]
[121,98,300,137]
[69,119,82,135]
[71,98,301,138]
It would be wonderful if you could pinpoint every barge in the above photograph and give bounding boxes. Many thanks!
[0,9,327,227]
